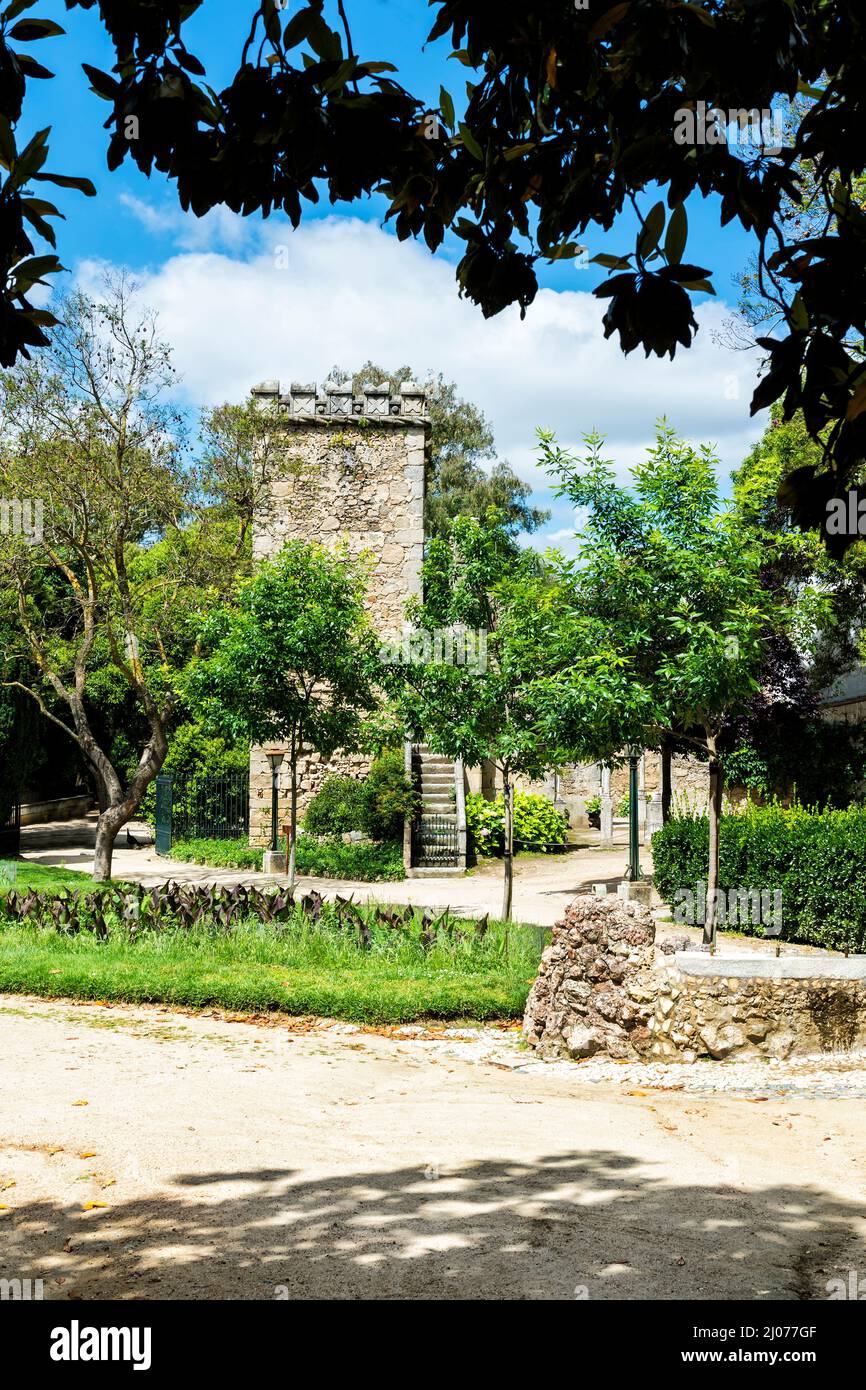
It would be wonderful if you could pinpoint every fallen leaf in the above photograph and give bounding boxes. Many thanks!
[81,1201,108,1211]
[1,1181,15,1191]
[78,1152,96,1159]
[626,1089,649,1097]
[72,1100,88,1107]
[101,1179,116,1190]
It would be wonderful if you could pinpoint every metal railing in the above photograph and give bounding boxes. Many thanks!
[411,813,459,867]
[156,773,250,851]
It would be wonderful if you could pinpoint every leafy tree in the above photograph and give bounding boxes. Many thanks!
[329,362,548,543]
[386,513,649,921]
[5,3,866,533]
[186,542,380,888]
[0,275,253,878]
[544,424,781,945]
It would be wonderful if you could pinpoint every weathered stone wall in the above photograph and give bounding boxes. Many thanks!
[524,895,866,1063]
[649,965,866,1062]
[248,379,428,844]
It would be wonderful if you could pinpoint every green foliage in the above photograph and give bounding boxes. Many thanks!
[169,838,264,871]
[140,719,250,825]
[359,749,418,841]
[303,777,368,837]
[170,834,405,882]
[187,541,378,755]
[303,751,417,842]
[466,792,568,857]
[652,804,866,952]
[295,836,405,882]
[0,904,541,1023]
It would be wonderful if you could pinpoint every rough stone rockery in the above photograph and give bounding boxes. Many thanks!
[523,896,658,1061]
[524,894,866,1063]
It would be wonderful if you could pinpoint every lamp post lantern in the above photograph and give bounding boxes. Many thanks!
[623,746,643,882]
[264,750,284,853]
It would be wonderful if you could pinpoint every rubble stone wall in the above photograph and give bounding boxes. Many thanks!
[524,896,866,1063]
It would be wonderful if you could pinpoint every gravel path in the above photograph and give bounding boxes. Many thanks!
[2,993,866,1301]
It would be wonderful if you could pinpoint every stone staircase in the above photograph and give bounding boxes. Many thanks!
[409,745,465,873]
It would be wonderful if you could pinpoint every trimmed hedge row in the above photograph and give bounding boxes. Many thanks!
[652,804,866,952]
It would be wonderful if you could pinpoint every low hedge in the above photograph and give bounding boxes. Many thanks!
[171,835,405,882]
[652,804,866,952]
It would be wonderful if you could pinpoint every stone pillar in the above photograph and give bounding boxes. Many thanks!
[645,790,663,844]
[600,764,613,847]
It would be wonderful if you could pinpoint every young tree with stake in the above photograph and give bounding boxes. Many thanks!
[186,542,380,889]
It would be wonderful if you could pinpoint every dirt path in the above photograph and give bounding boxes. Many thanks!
[1,994,864,1301]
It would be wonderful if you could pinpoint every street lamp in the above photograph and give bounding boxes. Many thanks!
[623,744,643,882]
[264,750,284,853]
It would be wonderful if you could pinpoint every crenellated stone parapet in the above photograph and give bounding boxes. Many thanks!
[250,378,429,423]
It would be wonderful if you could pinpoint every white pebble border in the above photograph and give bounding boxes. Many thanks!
[376,1024,866,1098]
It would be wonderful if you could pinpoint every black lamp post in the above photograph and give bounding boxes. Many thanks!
[623,746,642,881]
[265,750,284,853]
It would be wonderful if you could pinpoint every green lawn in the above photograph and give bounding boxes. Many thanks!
[0,861,121,894]
[0,906,542,1023]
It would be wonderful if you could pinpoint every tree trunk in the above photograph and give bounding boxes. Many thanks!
[93,803,131,882]
[287,758,298,891]
[704,744,724,951]
[661,741,672,824]
[501,767,514,926]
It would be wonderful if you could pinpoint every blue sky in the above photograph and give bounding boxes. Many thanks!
[21,1,768,548]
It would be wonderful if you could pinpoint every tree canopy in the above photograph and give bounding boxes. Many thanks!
[3,2,866,541]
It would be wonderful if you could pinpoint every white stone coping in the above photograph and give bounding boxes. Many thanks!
[673,952,866,980]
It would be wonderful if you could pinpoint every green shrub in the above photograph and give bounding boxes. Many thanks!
[170,834,405,882]
[358,749,419,841]
[304,751,418,842]
[296,835,405,882]
[466,792,568,857]
[652,803,866,952]
[140,719,250,825]
[303,776,368,837]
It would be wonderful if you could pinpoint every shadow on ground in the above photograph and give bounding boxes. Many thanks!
[2,1150,860,1301]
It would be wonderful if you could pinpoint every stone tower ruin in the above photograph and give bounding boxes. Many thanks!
[247,377,429,845]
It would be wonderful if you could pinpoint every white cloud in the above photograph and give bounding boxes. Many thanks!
[76,208,767,543]
[118,193,255,254]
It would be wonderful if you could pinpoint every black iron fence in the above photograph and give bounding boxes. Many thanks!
[0,800,20,859]
[155,772,250,852]
[411,814,459,868]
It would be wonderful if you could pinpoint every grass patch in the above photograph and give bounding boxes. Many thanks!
[169,835,406,881]
[0,904,541,1023]
[0,861,121,895]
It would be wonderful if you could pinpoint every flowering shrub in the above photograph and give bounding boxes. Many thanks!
[466,792,569,857]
